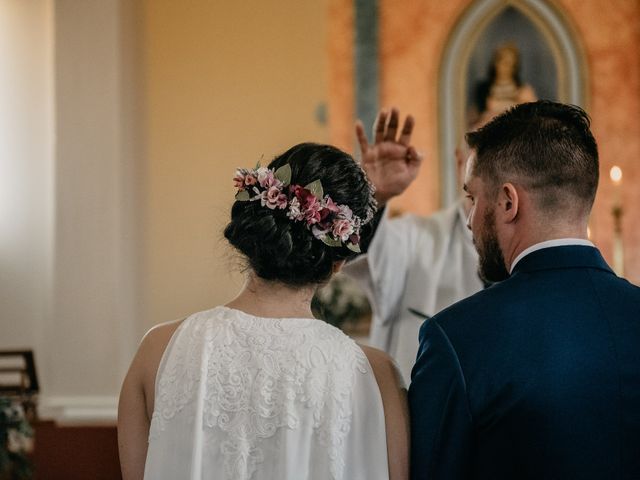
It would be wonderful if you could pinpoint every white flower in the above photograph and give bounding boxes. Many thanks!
[337,204,353,220]
[287,197,305,221]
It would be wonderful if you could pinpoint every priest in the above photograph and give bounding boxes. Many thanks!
[345,108,483,383]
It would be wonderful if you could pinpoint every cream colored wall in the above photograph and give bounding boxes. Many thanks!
[141,0,330,329]
[0,0,330,422]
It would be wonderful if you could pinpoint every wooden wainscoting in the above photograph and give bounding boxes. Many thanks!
[31,421,121,480]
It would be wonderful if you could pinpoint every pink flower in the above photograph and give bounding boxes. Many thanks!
[303,197,322,225]
[261,186,287,210]
[305,209,321,225]
[332,218,354,241]
[233,172,246,189]
[233,169,258,190]
[323,197,340,214]
[257,168,281,189]
[275,192,288,209]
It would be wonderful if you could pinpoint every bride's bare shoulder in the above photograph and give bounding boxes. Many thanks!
[135,318,185,380]
[141,318,184,350]
[126,319,184,381]
[359,345,404,387]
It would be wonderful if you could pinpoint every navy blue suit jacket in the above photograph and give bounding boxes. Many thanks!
[409,246,640,480]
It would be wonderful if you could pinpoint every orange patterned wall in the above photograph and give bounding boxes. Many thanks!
[327,0,355,153]
[328,0,640,284]
[559,0,640,283]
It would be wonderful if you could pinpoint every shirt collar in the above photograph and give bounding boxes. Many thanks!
[509,238,595,273]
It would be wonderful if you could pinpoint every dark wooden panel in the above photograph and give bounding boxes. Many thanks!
[31,421,121,480]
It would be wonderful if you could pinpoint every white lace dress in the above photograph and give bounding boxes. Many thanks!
[144,306,389,480]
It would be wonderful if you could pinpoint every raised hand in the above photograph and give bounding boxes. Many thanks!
[355,108,423,206]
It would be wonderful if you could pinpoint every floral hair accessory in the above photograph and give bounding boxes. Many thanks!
[233,164,368,252]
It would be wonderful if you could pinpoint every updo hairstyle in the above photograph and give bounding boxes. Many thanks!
[224,143,376,286]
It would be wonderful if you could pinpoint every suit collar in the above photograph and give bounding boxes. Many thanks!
[510,245,613,275]
[510,238,594,273]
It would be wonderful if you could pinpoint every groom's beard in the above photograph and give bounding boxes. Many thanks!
[476,207,509,283]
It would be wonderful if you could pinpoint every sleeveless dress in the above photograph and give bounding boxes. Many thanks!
[144,306,389,480]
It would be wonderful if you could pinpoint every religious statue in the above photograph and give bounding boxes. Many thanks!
[470,43,537,127]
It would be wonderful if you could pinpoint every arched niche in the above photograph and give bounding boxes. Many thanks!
[438,0,588,207]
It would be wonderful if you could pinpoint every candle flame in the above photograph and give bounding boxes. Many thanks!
[610,166,623,184]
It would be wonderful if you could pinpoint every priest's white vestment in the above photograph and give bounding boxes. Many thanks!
[344,201,483,383]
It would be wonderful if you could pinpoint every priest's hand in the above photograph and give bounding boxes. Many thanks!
[355,108,423,207]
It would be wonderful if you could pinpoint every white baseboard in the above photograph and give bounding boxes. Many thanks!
[39,395,118,425]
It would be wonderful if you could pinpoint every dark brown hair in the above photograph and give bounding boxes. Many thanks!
[466,101,599,212]
[224,143,376,286]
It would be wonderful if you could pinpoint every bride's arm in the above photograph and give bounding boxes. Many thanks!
[118,352,149,480]
[362,345,410,480]
[118,320,183,480]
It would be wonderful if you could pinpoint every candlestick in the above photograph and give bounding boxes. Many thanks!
[609,166,624,276]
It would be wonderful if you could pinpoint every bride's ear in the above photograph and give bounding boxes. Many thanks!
[332,260,346,274]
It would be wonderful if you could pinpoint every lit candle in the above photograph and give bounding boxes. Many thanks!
[610,165,623,209]
[610,165,622,186]
[609,165,624,276]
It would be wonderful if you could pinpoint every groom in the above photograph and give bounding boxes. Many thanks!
[409,101,640,479]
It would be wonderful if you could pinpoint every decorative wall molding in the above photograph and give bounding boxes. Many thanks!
[39,395,118,424]
[438,0,588,207]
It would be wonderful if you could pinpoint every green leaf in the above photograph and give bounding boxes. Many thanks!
[346,242,361,253]
[235,190,251,201]
[305,179,324,199]
[274,164,292,186]
[320,235,342,247]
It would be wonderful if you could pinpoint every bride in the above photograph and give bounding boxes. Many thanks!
[118,142,409,479]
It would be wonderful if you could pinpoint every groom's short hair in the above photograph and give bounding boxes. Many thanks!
[466,101,599,214]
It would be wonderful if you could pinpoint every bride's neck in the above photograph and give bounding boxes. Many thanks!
[225,273,318,319]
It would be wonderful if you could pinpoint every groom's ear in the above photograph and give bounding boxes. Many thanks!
[498,183,519,224]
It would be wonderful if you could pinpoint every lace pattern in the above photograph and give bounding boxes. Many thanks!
[149,307,369,480]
